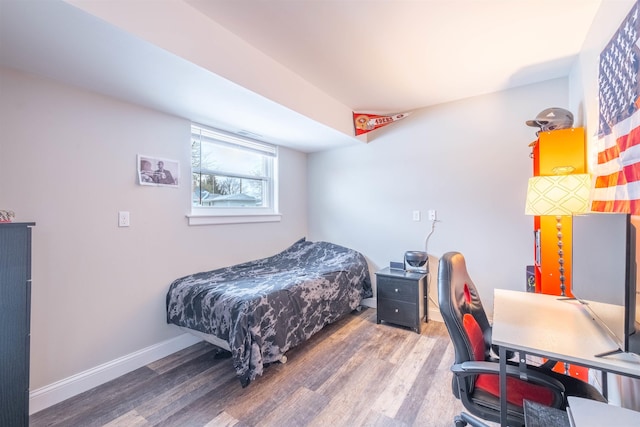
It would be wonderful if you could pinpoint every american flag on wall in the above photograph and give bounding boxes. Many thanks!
[592,1,640,213]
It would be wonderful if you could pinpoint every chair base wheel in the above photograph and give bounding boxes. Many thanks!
[454,412,490,427]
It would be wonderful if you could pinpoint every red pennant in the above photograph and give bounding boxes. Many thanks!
[353,112,411,136]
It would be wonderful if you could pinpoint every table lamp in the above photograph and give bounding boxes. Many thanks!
[525,174,591,296]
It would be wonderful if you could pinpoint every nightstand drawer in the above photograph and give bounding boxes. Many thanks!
[377,276,417,303]
[375,267,427,334]
[377,299,417,327]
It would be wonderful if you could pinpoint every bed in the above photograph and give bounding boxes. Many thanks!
[165,238,372,387]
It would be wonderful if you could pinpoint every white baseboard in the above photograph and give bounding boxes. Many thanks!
[428,305,444,323]
[361,297,376,308]
[29,333,202,415]
[29,305,444,415]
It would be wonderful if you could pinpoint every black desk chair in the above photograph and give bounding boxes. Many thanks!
[437,251,606,427]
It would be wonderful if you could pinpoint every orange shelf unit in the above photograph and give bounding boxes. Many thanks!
[551,361,589,382]
[531,128,586,296]
[531,128,589,382]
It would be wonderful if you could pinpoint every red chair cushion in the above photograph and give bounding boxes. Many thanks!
[464,282,472,304]
[462,313,555,407]
[463,313,485,361]
[475,374,555,407]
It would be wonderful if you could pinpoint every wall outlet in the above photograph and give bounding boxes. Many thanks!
[428,209,437,221]
[412,210,421,221]
[118,211,130,227]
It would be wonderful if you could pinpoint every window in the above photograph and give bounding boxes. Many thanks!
[189,124,280,225]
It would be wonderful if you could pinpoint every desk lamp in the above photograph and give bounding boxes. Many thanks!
[525,174,591,296]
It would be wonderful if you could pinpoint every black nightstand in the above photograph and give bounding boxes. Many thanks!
[375,267,427,333]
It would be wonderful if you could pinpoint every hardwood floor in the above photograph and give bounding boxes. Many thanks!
[30,308,471,427]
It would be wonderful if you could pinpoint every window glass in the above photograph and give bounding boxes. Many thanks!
[190,125,279,221]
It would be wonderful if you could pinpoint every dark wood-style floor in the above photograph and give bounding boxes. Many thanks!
[30,308,470,427]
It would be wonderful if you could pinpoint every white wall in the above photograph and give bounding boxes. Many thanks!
[3,0,637,412]
[66,0,354,137]
[308,78,569,318]
[0,67,308,395]
[570,0,640,410]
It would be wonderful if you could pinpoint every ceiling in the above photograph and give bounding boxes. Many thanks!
[0,0,604,152]
[187,0,603,112]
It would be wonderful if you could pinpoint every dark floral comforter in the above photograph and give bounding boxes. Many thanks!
[166,238,372,387]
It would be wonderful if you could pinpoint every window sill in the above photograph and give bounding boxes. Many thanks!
[187,213,282,226]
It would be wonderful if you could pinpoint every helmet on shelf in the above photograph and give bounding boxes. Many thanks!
[526,108,574,132]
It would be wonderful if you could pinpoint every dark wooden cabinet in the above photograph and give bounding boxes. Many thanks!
[1,222,35,427]
[376,267,427,333]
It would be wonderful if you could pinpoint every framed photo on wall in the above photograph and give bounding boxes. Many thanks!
[138,155,179,187]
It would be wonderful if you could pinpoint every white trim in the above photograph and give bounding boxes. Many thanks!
[29,333,202,415]
[360,297,376,309]
[192,123,277,156]
[428,305,444,323]
[187,213,282,225]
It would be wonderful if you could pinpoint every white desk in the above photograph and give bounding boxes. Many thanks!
[492,289,640,427]
[567,396,640,426]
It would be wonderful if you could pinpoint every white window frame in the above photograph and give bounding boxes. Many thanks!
[188,124,281,226]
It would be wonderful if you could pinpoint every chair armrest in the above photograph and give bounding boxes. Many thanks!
[487,353,558,370]
[451,361,566,393]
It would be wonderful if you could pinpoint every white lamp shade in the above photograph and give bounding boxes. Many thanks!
[525,174,591,216]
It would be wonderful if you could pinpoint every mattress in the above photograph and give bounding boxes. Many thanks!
[166,238,372,386]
